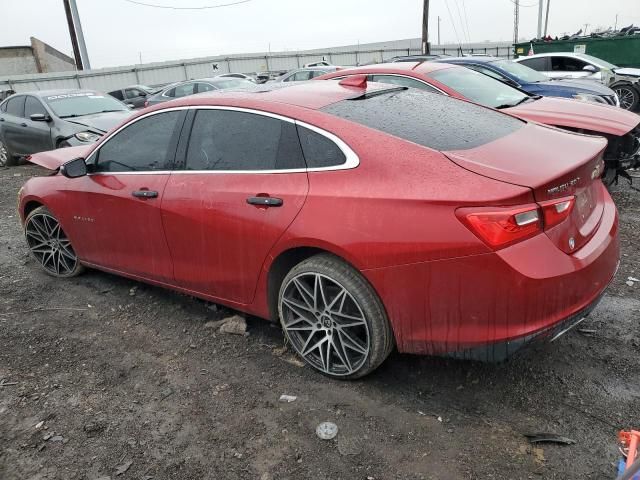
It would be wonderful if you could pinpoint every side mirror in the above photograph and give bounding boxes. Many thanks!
[60,157,87,178]
[126,103,135,109]
[140,92,147,97]
[583,64,599,73]
[30,113,50,122]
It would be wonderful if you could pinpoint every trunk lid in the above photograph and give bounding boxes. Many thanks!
[445,123,607,253]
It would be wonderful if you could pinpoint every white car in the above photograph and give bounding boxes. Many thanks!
[514,52,640,110]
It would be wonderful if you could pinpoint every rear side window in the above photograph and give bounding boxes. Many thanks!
[370,74,439,92]
[297,126,346,168]
[518,57,548,71]
[24,96,47,117]
[322,89,524,151]
[174,83,196,98]
[185,109,305,171]
[95,111,182,172]
[109,90,124,100]
[5,96,25,117]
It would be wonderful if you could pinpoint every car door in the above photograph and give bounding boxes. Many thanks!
[22,96,53,154]
[60,109,186,281]
[161,107,309,304]
[124,88,148,108]
[548,56,591,80]
[0,95,27,154]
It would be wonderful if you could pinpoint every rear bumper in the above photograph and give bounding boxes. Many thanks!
[362,185,620,357]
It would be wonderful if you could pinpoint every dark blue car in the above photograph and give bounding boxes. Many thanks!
[432,57,620,107]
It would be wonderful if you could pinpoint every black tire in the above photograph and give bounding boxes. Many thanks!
[613,84,640,111]
[278,253,394,379]
[0,137,18,167]
[24,206,84,278]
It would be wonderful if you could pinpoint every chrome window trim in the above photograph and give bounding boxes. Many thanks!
[86,105,359,176]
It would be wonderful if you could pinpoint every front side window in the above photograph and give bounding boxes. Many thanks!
[185,109,305,171]
[125,88,144,99]
[370,75,439,92]
[5,96,25,117]
[551,56,588,72]
[95,111,182,173]
[44,92,127,118]
[288,71,313,82]
[109,90,124,100]
[24,96,47,117]
[196,83,216,93]
[297,126,346,168]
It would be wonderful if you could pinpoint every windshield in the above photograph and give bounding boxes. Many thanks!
[45,92,128,117]
[492,59,548,83]
[576,53,618,69]
[431,67,530,109]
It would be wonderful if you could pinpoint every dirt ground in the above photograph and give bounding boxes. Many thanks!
[0,164,639,480]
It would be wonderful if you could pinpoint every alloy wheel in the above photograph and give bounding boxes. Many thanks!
[280,272,370,376]
[0,140,8,167]
[25,212,78,276]
[614,86,637,110]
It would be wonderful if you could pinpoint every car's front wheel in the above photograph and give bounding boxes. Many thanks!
[278,254,394,379]
[0,138,17,167]
[613,84,639,111]
[24,206,84,278]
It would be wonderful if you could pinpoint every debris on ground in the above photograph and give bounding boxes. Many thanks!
[218,315,247,335]
[0,378,18,387]
[337,435,363,456]
[35,421,44,429]
[316,422,338,440]
[114,460,133,476]
[524,433,576,445]
[578,328,597,336]
[279,394,297,403]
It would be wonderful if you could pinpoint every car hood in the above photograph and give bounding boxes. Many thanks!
[506,97,639,136]
[27,145,92,170]
[534,78,614,95]
[64,110,133,134]
[614,67,640,78]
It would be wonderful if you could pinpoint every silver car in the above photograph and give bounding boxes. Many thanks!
[144,77,255,107]
[270,66,340,83]
[514,52,640,110]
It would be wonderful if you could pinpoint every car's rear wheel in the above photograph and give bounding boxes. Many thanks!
[613,84,639,111]
[278,254,394,379]
[24,206,84,278]
[0,138,17,167]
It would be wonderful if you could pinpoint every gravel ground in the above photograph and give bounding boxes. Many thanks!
[0,164,639,480]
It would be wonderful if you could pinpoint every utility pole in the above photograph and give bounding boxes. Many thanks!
[62,0,83,70]
[63,0,91,70]
[422,0,430,54]
[614,14,618,30]
[513,0,519,45]
[543,0,551,36]
[437,16,441,45]
[537,0,544,38]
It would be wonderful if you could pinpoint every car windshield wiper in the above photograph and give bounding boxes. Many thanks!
[348,86,408,100]
[58,114,80,118]
[97,109,126,113]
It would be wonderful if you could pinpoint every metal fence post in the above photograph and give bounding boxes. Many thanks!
[182,63,188,80]
[76,74,81,88]
[134,67,140,83]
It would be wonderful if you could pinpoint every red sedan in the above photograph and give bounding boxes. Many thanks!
[316,62,640,183]
[19,79,619,379]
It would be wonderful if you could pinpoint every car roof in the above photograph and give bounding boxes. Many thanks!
[151,80,407,111]
[434,56,502,64]
[16,89,102,98]
[317,62,455,75]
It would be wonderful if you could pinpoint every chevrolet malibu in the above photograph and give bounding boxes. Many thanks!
[18,80,619,379]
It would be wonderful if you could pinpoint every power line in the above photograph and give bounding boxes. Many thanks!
[444,0,462,45]
[453,0,470,43]
[122,0,252,10]
[461,0,472,43]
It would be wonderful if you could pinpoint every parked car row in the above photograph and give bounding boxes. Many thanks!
[6,53,638,379]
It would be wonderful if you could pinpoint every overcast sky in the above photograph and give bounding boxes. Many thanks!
[1,0,638,68]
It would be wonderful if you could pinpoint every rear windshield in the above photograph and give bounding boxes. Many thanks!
[322,89,524,151]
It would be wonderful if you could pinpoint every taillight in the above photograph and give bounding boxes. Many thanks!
[539,196,575,229]
[457,197,575,250]
[456,204,542,249]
